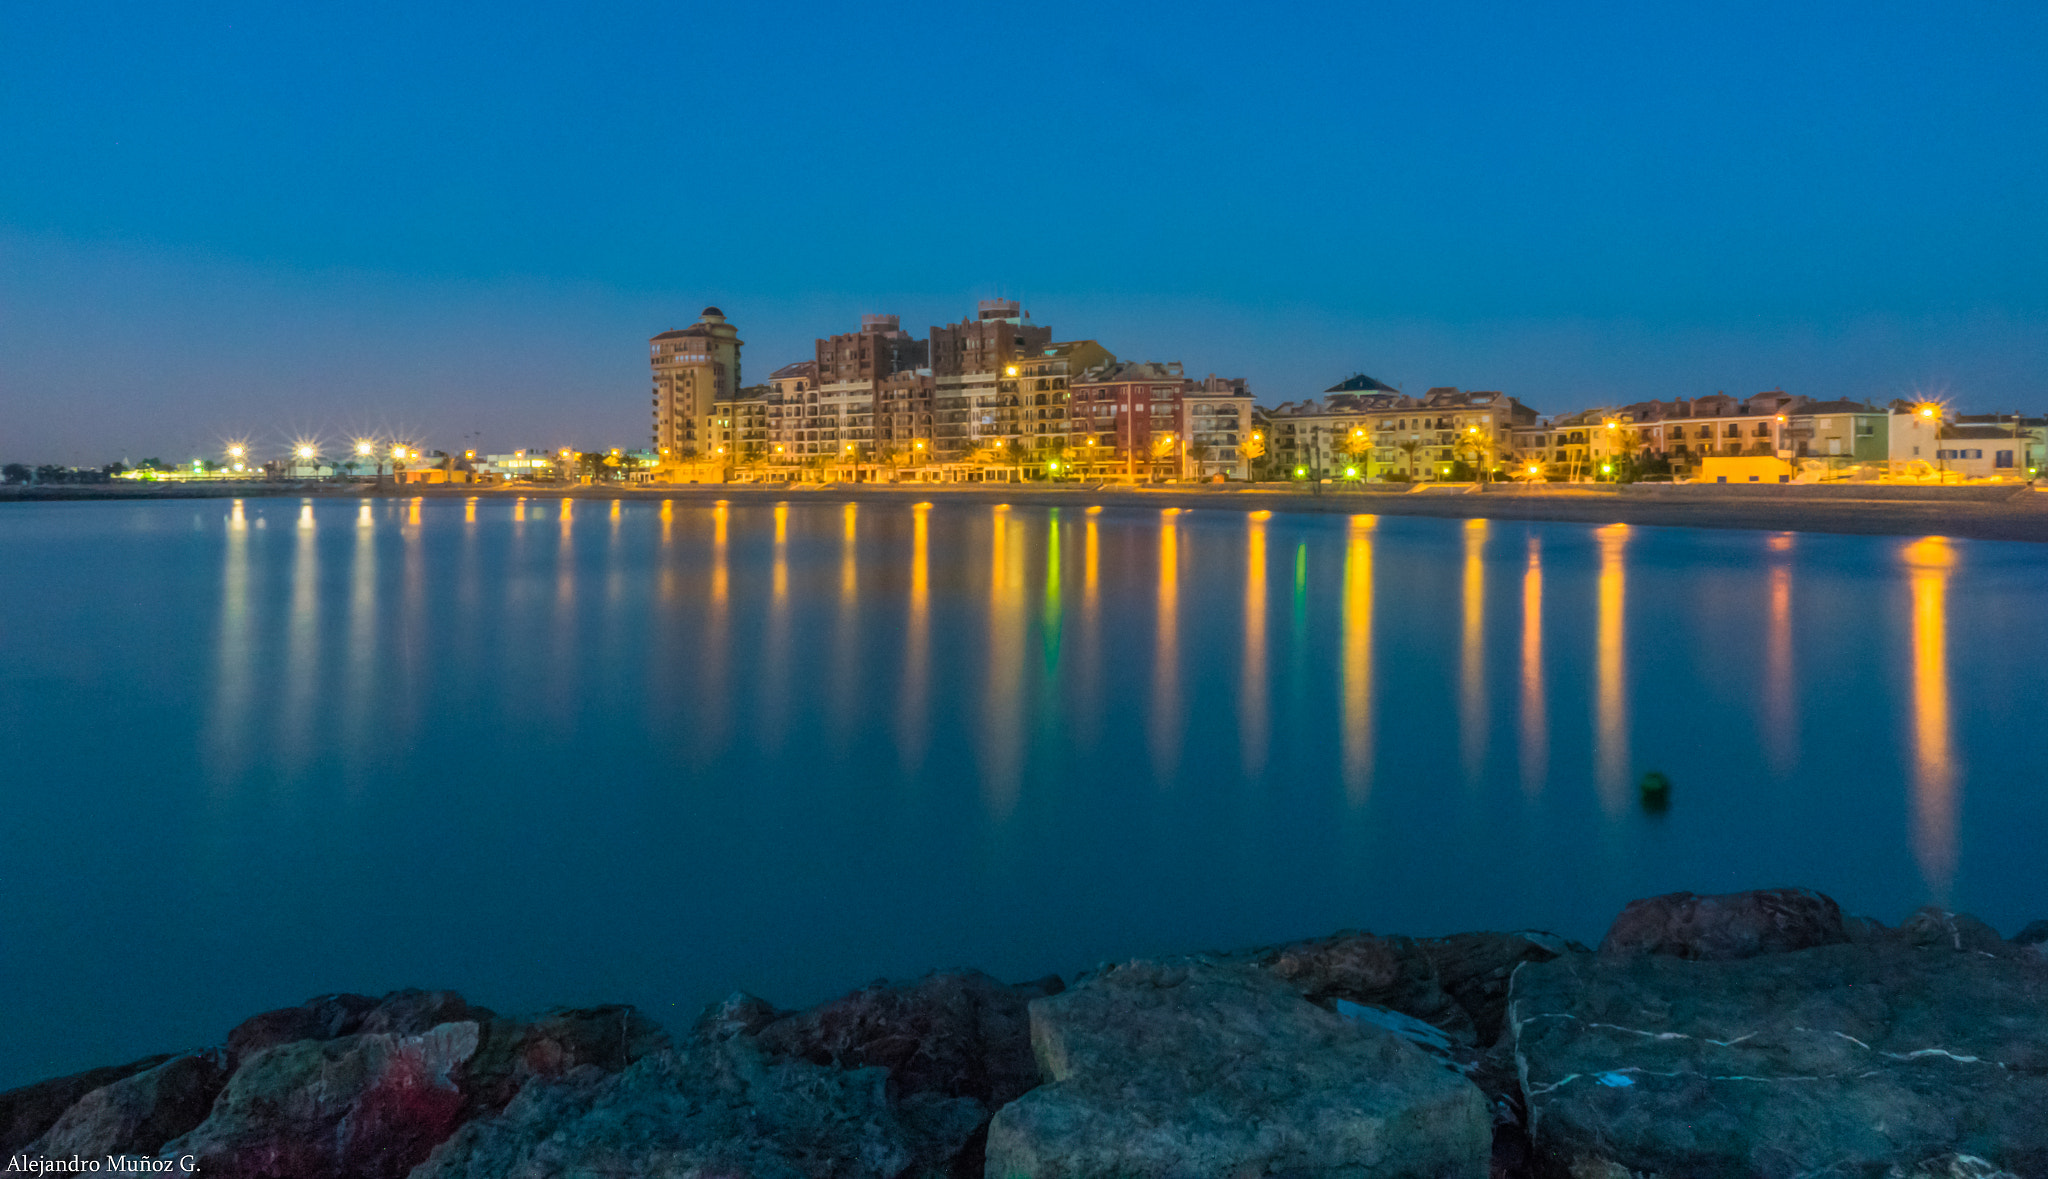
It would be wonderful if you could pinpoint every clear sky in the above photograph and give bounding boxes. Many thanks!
[3,1,2044,464]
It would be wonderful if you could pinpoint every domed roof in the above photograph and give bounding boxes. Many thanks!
[701,306,725,319]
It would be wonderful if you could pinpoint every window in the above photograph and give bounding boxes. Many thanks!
[1996,450,2016,469]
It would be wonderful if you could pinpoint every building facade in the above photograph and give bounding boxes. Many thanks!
[650,307,743,462]
[931,300,1052,460]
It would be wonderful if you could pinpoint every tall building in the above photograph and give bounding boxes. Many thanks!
[1006,340,1114,462]
[649,307,743,461]
[931,300,1052,460]
[807,315,927,460]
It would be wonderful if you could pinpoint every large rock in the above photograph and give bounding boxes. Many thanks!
[984,958,1490,1179]
[1420,930,1581,1046]
[1599,887,1850,960]
[0,1055,171,1154]
[411,1036,982,1179]
[26,1050,228,1158]
[754,970,1055,1109]
[1241,930,1479,1044]
[461,1004,670,1116]
[226,993,376,1061]
[1511,940,2048,1177]
[161,1021,480,1179]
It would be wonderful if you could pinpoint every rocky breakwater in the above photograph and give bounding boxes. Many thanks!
[3,890,2044,1178]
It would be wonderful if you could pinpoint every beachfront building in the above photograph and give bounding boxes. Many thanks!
[1070,361,1190,481]
[1265,379,1534,481]
[1181,375,1257,480]
[932,300,1053,461]
[650,308,743,464]
[1594,391,1801,479]
[1002,340,1115,469]
[763,360,817,464]
[709,386,772,468]
[1953,413,2046,477]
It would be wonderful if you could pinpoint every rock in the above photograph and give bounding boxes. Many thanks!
[2014,920,2048,946]
[984,958,1490,1179]
[694,990,782,1042]
[754,970,1054,1110]
[461,1004,670,1115]
[161,1020,480,1179]
[1599,887,1849,960]
[1889,1155,2022,1179]
[1421,930,1583,1045]
[1898,906,2009,954]
[0,1054,171,1154]
[412,1036,979,1179]
[358,988,492,1036]
[226,993,376,1062]
[26,1050,228,1158]
[1510,942,2048,1177]
[1243,929,1479,1044]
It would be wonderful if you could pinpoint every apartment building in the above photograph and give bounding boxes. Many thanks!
[650,308,743,461]
[1002,340,1114,461]
[708,386,772,463]
[1069,361,1190,480]
[1182,375,1256,479]
[931,300,1053,460]
[1266,379,1535,481]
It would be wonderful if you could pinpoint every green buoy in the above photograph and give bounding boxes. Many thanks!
[1639,770,1672,813]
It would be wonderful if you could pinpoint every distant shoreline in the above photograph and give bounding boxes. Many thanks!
[7,479,2048,543]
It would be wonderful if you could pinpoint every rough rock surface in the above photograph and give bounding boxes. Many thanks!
[25,1050,228,1158]
[161,1021,480,1179]
[754,970,1056,1109]
[1241,929,1481,1044]
[1420,930,1581,1045]
[226,992,377,1061]
[1511,940,2048,1177]
[411,1036,982,1179]
[984,958,1490,1179]
[0,1054,172,1154]
[1598,886,1849,960]
[462,1004,670,1116]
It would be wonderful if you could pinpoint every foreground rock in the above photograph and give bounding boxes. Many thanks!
[412,1036,982,1179]
[26,1050,227,1159]
[985,958,1490,1178]
[162,1021,481,1179]
[0,1054,171,1155]
[1512,936,2048,1177]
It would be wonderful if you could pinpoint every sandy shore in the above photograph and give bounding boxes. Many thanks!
[8,479,2048,543]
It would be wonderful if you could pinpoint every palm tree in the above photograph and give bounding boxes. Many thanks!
[1397,439,1423,481]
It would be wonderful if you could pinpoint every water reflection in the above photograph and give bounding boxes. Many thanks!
[1150,509,1183,783]
[1341,515,1376,803]
[983,506,1025,813]
[756,503,791,753]
[206,500,254,778]
[1241,512,1270,778]
[1460,518,1489,784]
[1904,536,1958,897]
[829,503,859,749]
[279,501,320,767]
[1594,523,1630,814]
[897,503,932,774]
[699,501,731,760]
[344,500,378,753]
[1763,534,1797,776]
[1519,535,1546,797]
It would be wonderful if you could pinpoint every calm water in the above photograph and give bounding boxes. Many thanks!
[4,495,2046,1085]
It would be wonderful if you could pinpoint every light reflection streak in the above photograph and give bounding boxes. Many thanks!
[1459,518,1489,783]
[1594,523,1630,815]
[1905,536,1958,898]
[1341,515,1376,802]
[279,501,319,765]
[464,496,477,525]
[1149,509,1182,782]
[1241,511,1270,778]
[1764,534,1797,776]
[897,502,932,774]
[699,500,731,759]
[983,506,1025,813]
[1519,535,1546,797]
[1074,512,1102,750]
[829,502,859,748]
[343,498,379,752]
[757,502,790,752]
[206,500,253,777]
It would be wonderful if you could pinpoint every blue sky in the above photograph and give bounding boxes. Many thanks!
[3,1,2044,462]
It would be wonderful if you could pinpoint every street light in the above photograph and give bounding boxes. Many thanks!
[355,440,375,457]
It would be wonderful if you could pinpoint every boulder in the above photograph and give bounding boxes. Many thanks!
[1420,930,1582,1045]
[1897,906,2009,954]
[983,958,1490,1179]
[26,1050,228,1158]
[754,970,1055,1110]
[694,990,783,1042]
[0,1054,171,1154]
[411,1036,981,1179]
[2013,920,2048,947]
[161,1021,480,1179]
[1599,887,1849,960]
[226,993,376,1062]
[358,988,492,1036]
[1242,930,1478,1043]
[461,1004,670,1115]
[1510,940,2048,1177]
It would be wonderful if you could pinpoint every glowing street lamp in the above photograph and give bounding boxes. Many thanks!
[227,444,246,459]
[296,445,316,460]
[355,440,375,457]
